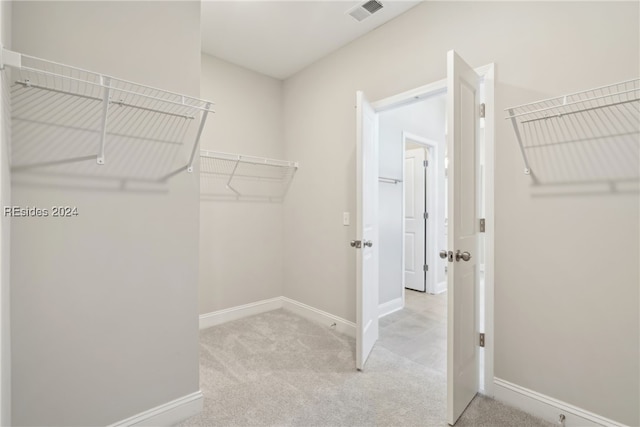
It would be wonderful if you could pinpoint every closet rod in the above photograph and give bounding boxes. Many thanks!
[200,150,299,169]
[17,66,209,113]
[379,177,402,184]
[519,97,639,124]
[505,87,640,120]
[505,77,639,111]
[14,80,195,120]
[2,49,214,113]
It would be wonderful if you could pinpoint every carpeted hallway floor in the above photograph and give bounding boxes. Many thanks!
[181,305,552,427]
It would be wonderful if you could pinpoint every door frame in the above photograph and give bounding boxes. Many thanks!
[371,62,495,397]
[401,132,441,296]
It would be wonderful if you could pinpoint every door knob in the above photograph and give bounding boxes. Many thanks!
[440,250,454,262]
[455,250,472,262]
[363,240,373,247]
[350,240,362,248]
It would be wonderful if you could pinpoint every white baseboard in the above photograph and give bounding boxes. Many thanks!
[429,280,447,294]
[199,297,355,338]
[199,297,283,330]
[108,391,203,427]
[281,297,356,337]
[494,378,627,427]
[378,297,403,318]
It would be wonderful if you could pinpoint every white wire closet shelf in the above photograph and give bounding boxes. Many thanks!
[2,48,214,179]
[200,150,298,200]
[505,78,640,176]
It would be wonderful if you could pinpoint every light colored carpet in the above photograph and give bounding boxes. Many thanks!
[180,308,553,427]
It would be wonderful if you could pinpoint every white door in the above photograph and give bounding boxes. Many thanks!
[355,91,379,371]
[446,50,481,425]
[404,148,426,292]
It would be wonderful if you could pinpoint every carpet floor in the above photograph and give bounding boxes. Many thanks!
[180,308,553,427]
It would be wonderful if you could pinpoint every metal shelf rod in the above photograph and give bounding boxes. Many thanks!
[16,66,211,114]
[200,150,299,169]
[14,80,196,120]
[504,88,639,120]
[519,97,640,124]
[379,176,403,184]
[5,48,214,112]
[504,77,640,111]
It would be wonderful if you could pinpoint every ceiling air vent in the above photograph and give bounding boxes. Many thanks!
[347,0,384,22]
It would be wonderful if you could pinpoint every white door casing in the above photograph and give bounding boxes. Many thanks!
[404,148,426,292]
[446,50,481,425]
[355,91,379,371]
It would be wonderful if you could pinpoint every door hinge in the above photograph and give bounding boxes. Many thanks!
[479,218,486,233]
[479,103,486,118]
[423,160,428,167]
[423,264,429,272]
[424,212,429,220]
[479,333,485,347]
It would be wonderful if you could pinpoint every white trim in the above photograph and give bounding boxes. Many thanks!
[281,297,356,337]
[433,280,446,294]
[108,391,203,427]
[198,297,356,338]
[199,297,282,330]
[494,378,627,427]
[378,297,403,318]
[373,78,447,112]
[480,63,495,397]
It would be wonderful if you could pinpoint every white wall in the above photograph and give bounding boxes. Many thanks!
[282,2,639,425]
[199,54,285,314]
[0,1,10,425]
[378,96,446,304]
[10,2,201,425]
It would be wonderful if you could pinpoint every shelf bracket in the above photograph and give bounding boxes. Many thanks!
[507,108,532,175]
[97,76,111,165]
[187,102,211,173]
[226,160,241,196]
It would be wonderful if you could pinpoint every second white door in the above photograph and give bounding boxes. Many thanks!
[404,148,427,292]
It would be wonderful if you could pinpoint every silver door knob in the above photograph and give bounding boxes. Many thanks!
[350,240,362,248]
[363,240,373,247]
[455,250,472,262]
[439,250,448,259]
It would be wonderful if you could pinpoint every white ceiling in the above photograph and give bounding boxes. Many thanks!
[201,1,422,80]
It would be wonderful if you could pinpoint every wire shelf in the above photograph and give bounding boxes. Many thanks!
[505,78,640,178]
[3,48,213,180]
[200,150,298,201]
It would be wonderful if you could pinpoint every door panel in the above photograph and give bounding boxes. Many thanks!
[405,233,415,270]
[447,50,481,425]
[356,91,379,371]
[404,148,426,292]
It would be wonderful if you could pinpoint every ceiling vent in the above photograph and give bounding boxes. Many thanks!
[347,0,384,22]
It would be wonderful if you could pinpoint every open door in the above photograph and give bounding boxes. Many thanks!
[354,91,379,370]
[404,148,427,292]
[446,50,481,424]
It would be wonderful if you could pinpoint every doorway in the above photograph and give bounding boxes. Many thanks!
[377,91,449,373]
[403,132,446,295]
[355,51,495,425]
